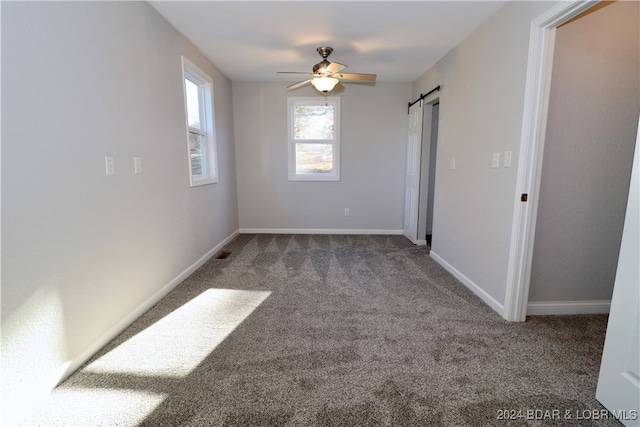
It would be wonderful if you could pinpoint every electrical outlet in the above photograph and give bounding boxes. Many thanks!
[492,153,500,169]
[344,208,350,217]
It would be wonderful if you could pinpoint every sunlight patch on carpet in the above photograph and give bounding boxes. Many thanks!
[30,388,167,426]
[84,289,271,377]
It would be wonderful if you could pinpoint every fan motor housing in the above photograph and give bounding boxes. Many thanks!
[313,47,334,75]
[313,60,332,75]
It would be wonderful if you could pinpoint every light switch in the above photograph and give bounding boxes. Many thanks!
[504,151,512,168]
[450,158,456,170]
[134,156,143,174]
[492,153,500,169]
[105,156,115,176]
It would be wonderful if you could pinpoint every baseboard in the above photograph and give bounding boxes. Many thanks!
[429,251,505,316]
[239,228,404,235]
[527,300,611,316]
[416,240,428,246]
[56,229,240,385]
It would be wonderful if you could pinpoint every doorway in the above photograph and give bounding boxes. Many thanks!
[502,0,639,421]
[420,102,439,248]
[504,0,635,322]
[526,1,638,315]
[403,95,440,246]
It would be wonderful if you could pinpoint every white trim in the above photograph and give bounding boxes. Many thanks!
[527,300,611,316]
[416,240,428,246]
[55,229,240,386]
[504,0,600,322]
[430,251,505,316]
[239,228,403,235]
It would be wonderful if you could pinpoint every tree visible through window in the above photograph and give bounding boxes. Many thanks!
[288,98,340,181]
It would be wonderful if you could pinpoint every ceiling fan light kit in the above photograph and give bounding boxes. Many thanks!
[278,46,376,94]
[310,76,339,93]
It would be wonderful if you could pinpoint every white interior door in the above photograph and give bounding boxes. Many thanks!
[596,117,640,426]
[403,101,423,244]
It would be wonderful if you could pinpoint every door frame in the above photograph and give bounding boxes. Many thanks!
[503,0,599,322]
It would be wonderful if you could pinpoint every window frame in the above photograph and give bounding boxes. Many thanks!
[181,56,218,186]
[287,97,341,182]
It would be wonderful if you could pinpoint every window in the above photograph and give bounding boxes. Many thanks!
[288,97,340,181]
[182,56,218,186]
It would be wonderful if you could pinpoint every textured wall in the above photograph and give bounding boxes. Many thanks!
[233,82,411,233]
[529,1,640,302]
[1,2,238,422]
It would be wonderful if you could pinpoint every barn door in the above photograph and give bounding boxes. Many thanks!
[403,100,423,244]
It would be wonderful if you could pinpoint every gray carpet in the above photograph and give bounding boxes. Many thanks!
[21,234,621,426]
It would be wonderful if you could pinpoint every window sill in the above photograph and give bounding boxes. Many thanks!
[288,175,340,182]
[190,177,218,187]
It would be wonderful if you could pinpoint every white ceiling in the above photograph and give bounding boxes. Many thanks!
[148,1,508,83]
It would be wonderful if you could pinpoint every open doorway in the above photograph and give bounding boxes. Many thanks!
[504,0,639,322]
[403,91,440,247]
[501,0,638,420]
[526,1,638,315]
[419,102,439,248]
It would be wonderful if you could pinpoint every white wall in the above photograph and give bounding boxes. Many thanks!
[528,1,639,304]
[413,1,557,312]
[233,82,410,233]
[1,2,238,423]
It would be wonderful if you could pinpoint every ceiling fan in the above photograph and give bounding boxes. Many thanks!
[278,47,376,93]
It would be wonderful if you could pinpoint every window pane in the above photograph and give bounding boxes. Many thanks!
[294,105,334,140]
[189,132,205,176]
[185,78,201,130]
[295,143,333,174]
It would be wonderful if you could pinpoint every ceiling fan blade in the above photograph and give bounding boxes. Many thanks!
[277,72,315,80]
[287,79,312,90]
[337,73,376,82]
[326,62,346,73]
